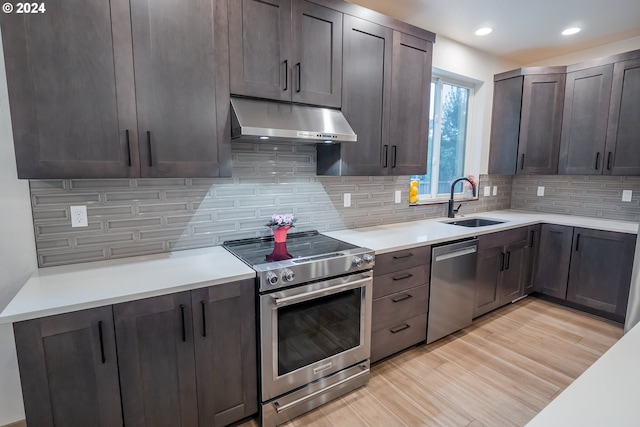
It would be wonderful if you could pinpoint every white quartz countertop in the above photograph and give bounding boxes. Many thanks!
[526,320,640,427]
[324,210,638,254]
[2,210,636,324]
[0,246,255,323]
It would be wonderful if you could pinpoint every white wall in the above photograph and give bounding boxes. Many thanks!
[525,35,640,67]
[0,31,37,425]
[431,35,520,174]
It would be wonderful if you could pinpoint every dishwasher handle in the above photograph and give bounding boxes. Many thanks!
[434,246,477,262]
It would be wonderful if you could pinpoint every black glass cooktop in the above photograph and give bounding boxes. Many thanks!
[223,231,358,267]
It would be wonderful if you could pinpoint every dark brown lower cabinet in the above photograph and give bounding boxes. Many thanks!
[566,228,636,320]
[13,279,258,427]
[473,226,530,318]
[534,225,636,322]
[13,306,123,427]
[192,281,258,427]
[533,224,574,299]
[115,279,257,427]
[114,292,199,427]
[371,247,430,362]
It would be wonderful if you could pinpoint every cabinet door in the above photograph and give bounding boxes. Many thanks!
[131,0,229,178]
[523,224,541,295]
[339,15,392,175]
[517,74,565,174]
[534,224,573,299]
[473,246,502,318]
[488,76,524,175]
[388,32,432,175]
[229,0,292,101]
[605,58,640,175]
[566,228,636,320]
[291,1,342,107]
[114,293,198,427]
[559,65,614,175]
[0,0,138,178]
[13,307,122,427]
[192,280,258,426]
[498,241,526,306]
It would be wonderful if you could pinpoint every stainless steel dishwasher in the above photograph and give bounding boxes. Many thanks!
[427,238,478,344]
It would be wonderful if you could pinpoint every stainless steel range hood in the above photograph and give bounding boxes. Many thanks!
[230,97,357,144]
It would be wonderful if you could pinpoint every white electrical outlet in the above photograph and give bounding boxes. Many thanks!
[70,205,88,227]
[537,186,545,197]
[483,186,491,197]
[492,186,498,196]
[394,190,402,204]
[622,190,633,202]
[343,193,351,208]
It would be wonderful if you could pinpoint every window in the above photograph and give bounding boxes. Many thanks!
[410,74,476,203]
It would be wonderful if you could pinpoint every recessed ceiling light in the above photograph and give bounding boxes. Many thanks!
[562,27,581,36]
[259,136,269,140]
[475,27,493,36]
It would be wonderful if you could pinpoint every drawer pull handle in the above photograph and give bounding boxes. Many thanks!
[392,273,413,281]
[180,304,186,342]
[98,321,106,364]
[392,253,414,260]
[390,324,410,334]
[392,294,412,303]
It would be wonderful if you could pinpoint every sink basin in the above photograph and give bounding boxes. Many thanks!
[442,218,506,227]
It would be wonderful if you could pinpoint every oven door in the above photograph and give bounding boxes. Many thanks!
[260,271,373,401]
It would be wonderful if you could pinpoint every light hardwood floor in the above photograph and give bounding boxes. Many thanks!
[242,297,623,427]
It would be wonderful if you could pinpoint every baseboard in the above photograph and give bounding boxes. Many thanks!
[1,420,26,427]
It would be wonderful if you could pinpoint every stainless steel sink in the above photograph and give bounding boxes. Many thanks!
[442,218,506,227]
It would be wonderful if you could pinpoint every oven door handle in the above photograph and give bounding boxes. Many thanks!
[273,276,372,308]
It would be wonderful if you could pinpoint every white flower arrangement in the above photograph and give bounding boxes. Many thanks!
[266,213,296,230]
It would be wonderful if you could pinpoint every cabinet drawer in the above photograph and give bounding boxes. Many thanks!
[372,284,429,331]
[374,245,430,275]
[371,313,427,363]
[478,227,528,251]
[373,265,429,299]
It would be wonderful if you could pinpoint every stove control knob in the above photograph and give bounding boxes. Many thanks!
[281,268,295,282]
[266,272,279,285]
[363,254,374,264]
[352,256,364,268]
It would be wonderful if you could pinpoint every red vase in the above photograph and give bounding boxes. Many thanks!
[272,226,292,243]
[266,226,293,261]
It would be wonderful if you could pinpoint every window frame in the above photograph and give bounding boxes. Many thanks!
[412,72,479,205]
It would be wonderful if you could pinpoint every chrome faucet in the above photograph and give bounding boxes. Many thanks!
[448,177,476,218]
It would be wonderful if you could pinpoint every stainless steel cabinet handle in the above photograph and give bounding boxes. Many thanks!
[273,275,372,307]
[434,247,476,262]
[273,364,369,413]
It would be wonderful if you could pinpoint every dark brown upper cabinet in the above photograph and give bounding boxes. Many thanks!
[558,65,614,175]
[317,20,433,176]
[0,0,138,179]
[488,69,566,175]
[388,32,432,176]
[131,0,231,178]
[229,0,343,108]
[0,0,231,179]
[605,57,640,175]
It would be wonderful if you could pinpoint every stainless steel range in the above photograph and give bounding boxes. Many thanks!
[223,231,374,427]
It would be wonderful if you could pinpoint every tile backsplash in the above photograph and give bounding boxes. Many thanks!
[29,143,510,267]
[512,175,640,221]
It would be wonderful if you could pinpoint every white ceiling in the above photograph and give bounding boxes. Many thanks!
[348,0,640,65]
